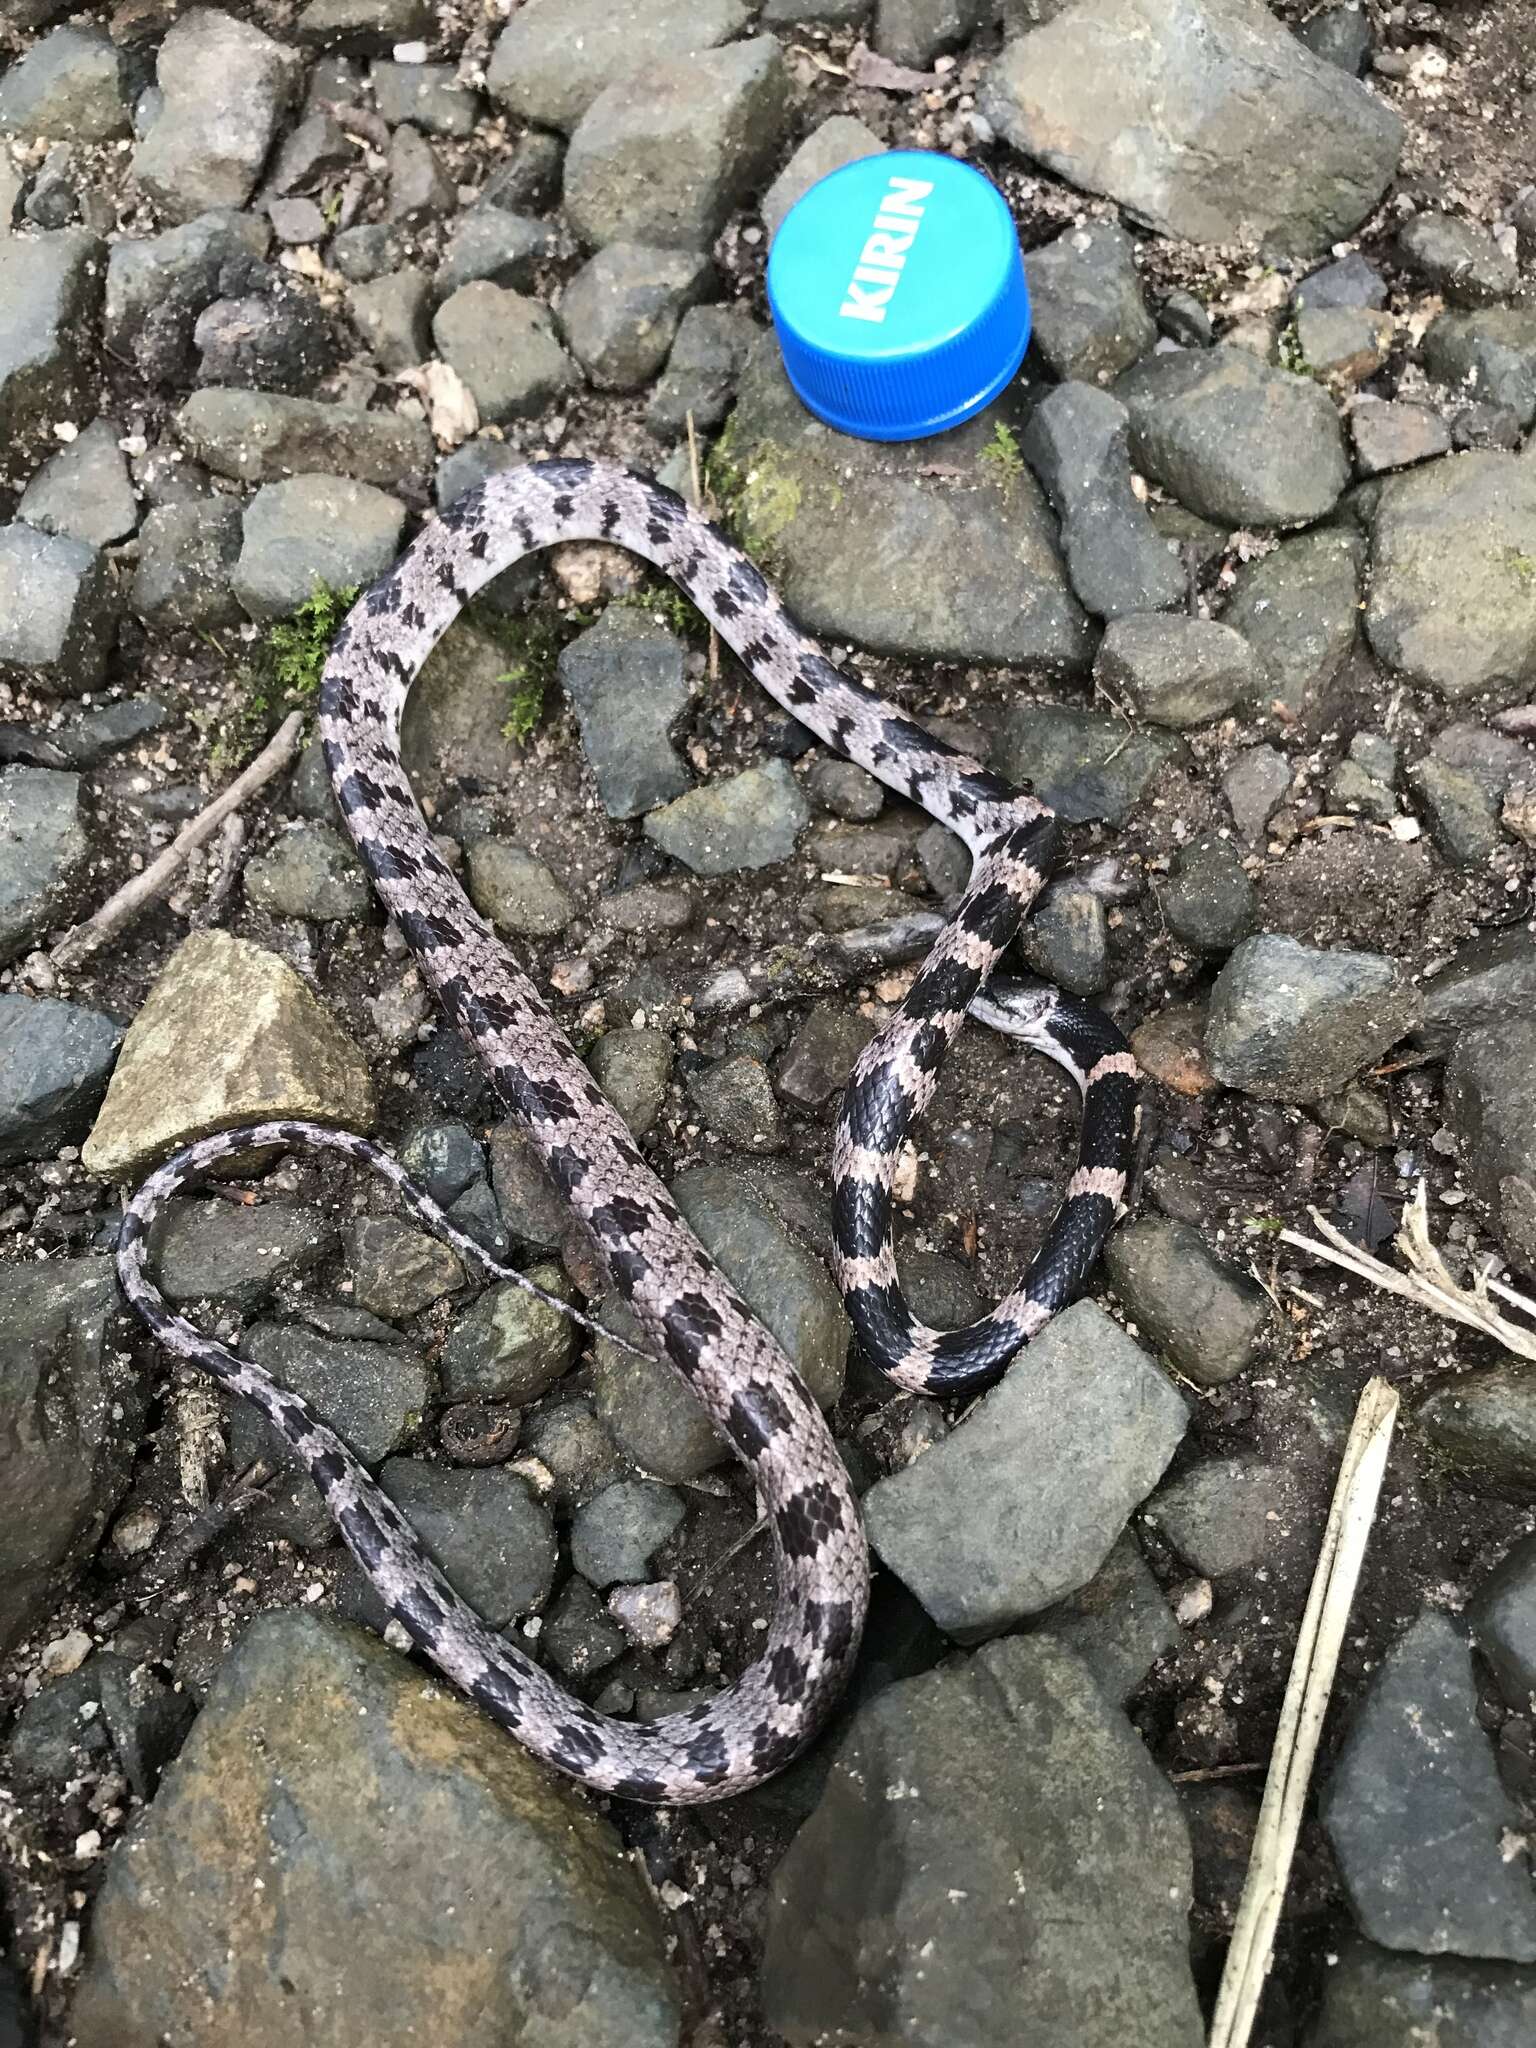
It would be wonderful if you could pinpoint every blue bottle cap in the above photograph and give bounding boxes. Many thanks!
[766,150,1030,444]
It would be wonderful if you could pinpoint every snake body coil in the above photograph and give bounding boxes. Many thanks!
[116,461,1138,1802]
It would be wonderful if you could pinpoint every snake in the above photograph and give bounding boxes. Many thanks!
[114,460,1140,1803]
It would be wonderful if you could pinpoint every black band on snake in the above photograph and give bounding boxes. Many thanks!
[114,460,1141,1803]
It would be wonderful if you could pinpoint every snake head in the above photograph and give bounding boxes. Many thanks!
[967,975,1059,1044]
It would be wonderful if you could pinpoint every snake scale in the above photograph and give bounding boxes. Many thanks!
[116,460,1140,1802]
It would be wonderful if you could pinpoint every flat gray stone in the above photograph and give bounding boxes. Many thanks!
[345,267,431,371]
[1470,1534,1536,1710]
[980,0,1401,256]
[0,993,122,1165]
[431,283,576,424]
[863,1299,1188,1636]
[434,206,555,298]
[762,1635,1203,2048]
[0,24,130,143]
[18,415,138,547]
[1445,1016,1536,1273]
[177,388,433,487]
[1116,345,1350,527]
[0,225,102,449]
[586,1026,675,1136]
[1350,396,1453,477]
[379,1460,555,1626]
[370,59,481,137]
[571,1479,684,1588]
[440,1264,578,1403]
[133,9,300,224]
[556,242,712,393]
[105,208,271,384]
[1146,1455,1281,1576]
[487,0,749,133]
[1425,308,1536,429]
[1308,1939,1536,2048]
[1025,221,1156,383]
[1160,834,1256,953]
[992,702,1179,824]
[1322,1611,1536,1961]
[558,607,692,818]
[1205,933,1416,1102]
[1105,1213,1268,1386]
[0,764,88,963]
[1035,1530,1179,1704]
[242,1323,431,1469]
[0,522,118,696]
[466,840,577,937]
[1222,527,1363,715]
[1097,614,1260,728]
[244,821,371,922]
[149,1198,336,1310]
[232,474,405,620]
[1416,929,1536,1055]
[1399,211,1520,308]
[1419,1368,1536,1504]
[644,758,808,875]
[132,497,244,629]
[68,1611,680,2048]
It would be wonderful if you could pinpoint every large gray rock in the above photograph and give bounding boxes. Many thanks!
[0,1259,139,1656]
[715,334,1093,670]
[0,25,130,143]
[106,208,271,384]
[564,37,789,251]
[556,242,712,393]
[1365,453,1536,700]
[132,498,244,629]
[379,1461,556,1626]
[1419,1368,1536,1504]
[1115,345,1350,527]
[557,606,692,818]
[761,1636,1203,2048]
[0,993,122,1165]
[434,207,556,298]
[1105,1214,1269,1386]
[1322,1611,1536,1961]
[487,0,749,133]
[1471,1535,1536,1710]
[18,415,138,548]
[432,283,577,424]
[1222,527,1363,715]
[980,0,1401,256]
[0,765,88,963]
[643,758,807,875]
[1024,222,1156,383]
[1425,308,1536,428]
[1308,1939,1536,2048]
[177,388,434,486]
[232,474,405,620]
[0,522,119,696]
[1097,614,1260,728]
[0,226,102,447]
[69,1611,681,2047]
[992,702,1179,824]
[133,9,300,223]
[1205,934,1416,1102]
[1416,929,1536,1055]
[150,1198,336,1310]
[862,1300,1188,1636]
[1445,1016,1536,1272]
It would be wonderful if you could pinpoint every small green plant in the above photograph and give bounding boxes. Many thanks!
[266,583,358,702]
[501,669,547,743]
[486,607,580,744]
[979,420,1025,490]
[1277,321,1311,377]
[1505,547,1536,588]
[615,581,707,640]
[1244,1214,1286,1236]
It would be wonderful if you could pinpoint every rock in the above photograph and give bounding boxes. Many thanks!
[863,1300,1187,1636]
[591,1301,727,1479]
[982,0,1398,254]
[762,114,884,238]
[133,9,299,224]
[432,283,576,425]
[132,497,243,628]
[875,0,986,66]
[0,994,122,1165]
[1398,211,1520,307]
[149,1198,335,1309]
[399,622,531,798]
[0,223,100,447]
[1115,346,1350,527]
[268,106,355,194]
[687,1052,785,1154]
[242,1323,431,1469]
[1364,453,1536,700]
[1205,934,1415,1103]
[232,474,404,621]
[0,765,88,963]
[807,757,884,823]
[992,703,1178,825]
[398,1120,484,1209]
[1035,1530,1178,1704]
[587,1027,674,1137]
[1417,929,1536,1054]
[730,337,1091,670]
[330,221,403,283]
[557,243,711,392]
[378,1460,556,1625]
[1409,755,1504,867]
[434,206,556,298]
[1425,309,1536,429]
[105,208,270,384]
[18,415,138,547]
[1223,743,1292,843]
[296,0,430,46]
[0,523,118,696]
[82,929,375,1181]
[1350,397,1453,476]
[1160,835,1256,953]
[1322,1610,1536,1961]
[192,284,342,396]
[1147,1456,1280,1576]
[1019,882,1110,995]
[441,1265,578,1402]
[643,758,808,875]
[385,123,454,222]
[522,1400,624,1512]
[1097,614,1260,728]
[480,129,565,212]
[242,822,369,923]
[371,59,481,137]
[466,840,577,937]
[776,1005,877,1110]
[557,605,692,819]
[543,1574,626,1678]
[1104,1214,1268,1387]
[565,37,789,251]
[1308,1939,1536,2048]
[1296,304,1393,385]
[8,1652,194,1798]
[177,387,433,487]
[0,1259,139,1656]
[1025,222,1156,383]
[1021,381,1185,622]
[761,1635,1202,2048]
[672,1164,848,1409]
[1419,1368,1536,1503]
[1471,1534,1536,1709]
[0,24,130,142]
[488,1124,570,1250]
[1254,830,1436,952]
[69,1611,680,2046]
[488,0,749,133]
[347,266,431,372]
[571,1480,684,1587]
[1220,524,1368,716]
[646,302,760,441]
[1444,1016,1536,1271]
[268,196,329,245]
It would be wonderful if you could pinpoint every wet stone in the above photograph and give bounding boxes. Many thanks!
[0,225,101,447]
[242,1323,432,1470]
[591,1300,727,1480]
[18,416,138,549]
[1415,929,1536,1055]
[1222,745,1291,844]
[776,1005,877,1111]
[643,758,808,875]
[1419,1367,1536,1504]
[379,1460,555,1626]
[131,498,243,630]
[1350,397,1452,476]
[1308,1940,1536,2048]
[1024,222,1156,384]
[194,285,343,396]
[7,1653,193,1799]
[133,9,300,224]
[330,221,403,284]
[370,59,481,137]
[806,757,884,823]
[993,703,1179,826]
[543,1574,626,1680]
[0,24,131,143]
[435,207,557,298]
[646,302,760,441]
[440,1263,578,1403]
[233,475,403,621]
[0,765,88,964]
[397,1121,485,1209]
[105,208,270,385]
[558,607,692,819]
[346,267,431,372]
[587,1027,674,1138]
[489,1123,569,1250]
[0,992,121,1166]
[177,388,433,488]
[1425,309,1536,426]
[1160,836,1256,953]
[384,121,454,221]
[557,242,711,394]
[522,1400,625,1513]
[1105,1214,1268,1387]
[571,1480,684,1588]
[1470,1534,1536,1710]
[1019,883,1110,996]
[687,1052,786,1154]
[149,1198,336,1311]
[466,840,577,938]
[1204,934,1416,1104]
[1409,754,1505,866]
[1444,1016,1536,1273]
[347,1216,464,1321]
[1034,1530,1179,1705]
[0,523,119,697]
[1097,614,1260,729]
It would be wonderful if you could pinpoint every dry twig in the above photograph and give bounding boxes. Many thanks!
[1279,1182,1536,1363]
[50,710,305,970]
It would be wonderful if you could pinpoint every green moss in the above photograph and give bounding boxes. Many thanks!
[468,602,594,745]
[1504,547,1536,588]
[207,582,358,777]
[1276,322,1311,377]
[614,582,708,640]
[706,417,812,568]
[978,420,1025,490]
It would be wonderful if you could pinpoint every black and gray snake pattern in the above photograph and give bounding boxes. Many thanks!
[115,460,1139,1803]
